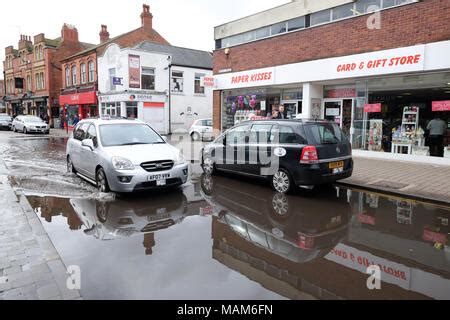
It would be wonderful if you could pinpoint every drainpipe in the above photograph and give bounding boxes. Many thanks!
[168,56,172,135]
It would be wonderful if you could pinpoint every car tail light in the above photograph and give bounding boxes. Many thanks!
[300,146,319,164]
[298,234,315,250]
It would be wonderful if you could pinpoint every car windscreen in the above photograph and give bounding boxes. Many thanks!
[305,123,345,145]
[23,117,43,123]
[99,124,165,147]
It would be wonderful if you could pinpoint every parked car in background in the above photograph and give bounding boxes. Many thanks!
[66,118,189,193]
[11,115,50,134]
[189,118,214,141]
[0,114,12,130]
[201,119,353,194]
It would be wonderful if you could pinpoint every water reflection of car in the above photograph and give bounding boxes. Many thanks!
[69,191,189,240]
[201,174,350,263]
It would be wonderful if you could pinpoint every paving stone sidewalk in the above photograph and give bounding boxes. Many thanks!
[0,159,81,300]
[341,157,450,205]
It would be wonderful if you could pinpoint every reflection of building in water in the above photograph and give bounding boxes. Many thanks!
[212,216,428,300]
[27,196,82,230]
[143,233,156,256]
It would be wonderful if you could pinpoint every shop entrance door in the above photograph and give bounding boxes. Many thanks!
[323,99,354,138]
[324,100,342,126]
[283,102,298,119]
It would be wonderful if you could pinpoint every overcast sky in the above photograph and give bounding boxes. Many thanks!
[0,0,289,76]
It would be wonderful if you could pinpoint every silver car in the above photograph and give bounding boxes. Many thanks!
[66,118,189,193]
[12,115,50,134]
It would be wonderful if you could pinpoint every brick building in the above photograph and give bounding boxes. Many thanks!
[59,4,170,128]
[2,25,92,126]
[0,80,5,112]
[213,0,450,161]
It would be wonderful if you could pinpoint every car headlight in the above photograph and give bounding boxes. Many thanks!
[112,157,135,170]
[174,152,186,165]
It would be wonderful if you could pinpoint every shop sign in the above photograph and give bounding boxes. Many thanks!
[200,76,215,88]
[325,88,356,98]
[113,77,123,86]
[221,67,275,89]
[128,55,141,89]
[325,243,411,290]
[326,108,340,116]
[143,102,165,108]
[364,103,382,113]
[99,94,162,103]
[59,91,97,106]
[432,100,450,112]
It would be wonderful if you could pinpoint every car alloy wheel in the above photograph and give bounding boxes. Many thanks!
[271,193,290,217]
[96,168,110,193]
[272,169,292,194]
[202,156,215,175]
[191,132,201,142]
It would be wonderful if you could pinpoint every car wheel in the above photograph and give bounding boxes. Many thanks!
[96,168,110,193]
[191,132,201,141]
[270,193,291,219]
[67,156,77,174]
[271,169,293,194]
[202,156,215,175]
[96,202,108,223]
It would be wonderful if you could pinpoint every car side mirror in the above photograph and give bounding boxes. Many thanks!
[82,139,94,151]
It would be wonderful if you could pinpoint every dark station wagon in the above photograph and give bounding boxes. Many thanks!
[201,119,353,193]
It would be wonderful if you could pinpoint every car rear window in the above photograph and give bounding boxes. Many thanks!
[305,123,345,145]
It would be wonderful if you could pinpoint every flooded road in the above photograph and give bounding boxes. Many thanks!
[1,131,450,299]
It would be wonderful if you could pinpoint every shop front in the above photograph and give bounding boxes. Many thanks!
[98,92,168,134]
[214,40,450,161]
[59,91,98,129]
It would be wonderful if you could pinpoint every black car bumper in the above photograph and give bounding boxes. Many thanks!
[291,159,353,186]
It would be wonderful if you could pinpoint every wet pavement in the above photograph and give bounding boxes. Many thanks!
[1,130,450,300]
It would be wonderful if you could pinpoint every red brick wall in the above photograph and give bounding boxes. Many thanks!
[213,0,450,74]
[213,90,221,131]
[61,52,97,89]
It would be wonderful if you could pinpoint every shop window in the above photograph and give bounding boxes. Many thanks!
[171,71,184,93]
[88,61,95,82]
[80,63,86,84]
[271,22,287,35]
[67,106,81,127]
[355,0,381,14]
[382,0,414,8]
[332,3,355,20]
[310,9,331,26]
[255,27,270,39]
[195,73,205,94]
[287,17,305,32]
[141,67,155,90]
[126,102,138,119]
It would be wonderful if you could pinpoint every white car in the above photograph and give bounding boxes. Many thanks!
[12,115,50,134]
[189,118,213,141]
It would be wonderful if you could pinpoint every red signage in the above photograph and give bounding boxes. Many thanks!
[357,213,376,226]
[423,229,447,244]
[336,54,422,73]
[364,103,382,113]
[143,102,165,108]
[325,88,356,98]
[59,91,97,106]
[231,71,273,85]
[432,100,450,112]
[129,54,141,89]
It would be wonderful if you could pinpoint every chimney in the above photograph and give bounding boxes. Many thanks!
[99,25,110,43]
[140,4,153,31]
[61,24,79,43]
[19,35,32,50]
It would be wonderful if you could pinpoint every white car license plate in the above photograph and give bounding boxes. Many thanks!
[148,173,170,182]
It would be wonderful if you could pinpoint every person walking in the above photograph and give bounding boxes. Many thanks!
[427,115,447,157]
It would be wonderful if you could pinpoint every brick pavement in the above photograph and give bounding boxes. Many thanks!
[0,158,81,300]
[341,157,450,205]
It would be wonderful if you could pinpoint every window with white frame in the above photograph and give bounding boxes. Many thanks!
[194,73,205,94]
[72,66,77,86]
[171,71,184,93]
[88,61,95,82]
[65,67,71,87]
[101,102,121,117]
[80,63,86,84]
[141,67,155,90]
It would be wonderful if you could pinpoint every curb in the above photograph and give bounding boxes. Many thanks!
[337,181,450,207]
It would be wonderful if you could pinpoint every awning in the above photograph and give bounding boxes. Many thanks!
[60,91,97,106]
